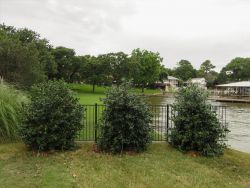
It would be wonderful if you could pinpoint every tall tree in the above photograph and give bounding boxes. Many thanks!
[0,38,45,87]
[130,49,162,92]
[70,56,88,83]
[52,47,78,82]
[199,60,215,76]
[99,52,130,85]
[206,70,219,88]
[83,56,108,93]
[217,57,250,84]
[159,65,169,83]
[0,24,46,87]
[173,60,196,81]
[0,24,57,80]
[197,60,218,88]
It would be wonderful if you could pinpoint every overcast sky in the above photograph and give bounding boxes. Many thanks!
[1,0,250,70]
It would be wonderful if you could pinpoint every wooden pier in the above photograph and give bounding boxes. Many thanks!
[209,97,250,103]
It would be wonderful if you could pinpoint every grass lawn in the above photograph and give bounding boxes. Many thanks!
[67,83,165,141]
[0,143,249,188]
[69,84,106,104]
[69,84,164,141]
[68,83,162,104]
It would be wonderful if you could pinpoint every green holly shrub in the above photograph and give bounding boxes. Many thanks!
[169,84,229,156]
[97,82,152,154]
[20,80,84,151]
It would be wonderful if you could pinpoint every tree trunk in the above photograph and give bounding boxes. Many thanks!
[92,84,95,93]
[69,68,78,83]
[0,76,3,84]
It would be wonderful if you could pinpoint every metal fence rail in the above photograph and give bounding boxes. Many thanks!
[76,104,227,142]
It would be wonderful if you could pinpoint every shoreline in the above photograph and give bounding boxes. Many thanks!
[209,97,250,103]
[141,93,250,104]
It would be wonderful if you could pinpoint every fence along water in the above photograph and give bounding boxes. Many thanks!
[76,104,227,142]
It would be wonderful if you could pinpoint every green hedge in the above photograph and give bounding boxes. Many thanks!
[97,82,152,154]
[20,80,84,151]
[169,84,229,156]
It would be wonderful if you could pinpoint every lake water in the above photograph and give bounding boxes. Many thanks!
[146,96,250,153]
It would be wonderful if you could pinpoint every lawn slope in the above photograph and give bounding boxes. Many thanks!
[68,83,162,104]
[0,143,249,188]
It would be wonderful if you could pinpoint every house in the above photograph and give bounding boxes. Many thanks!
[189,78,207,89]
[155,76,179,91]
[164,76,179,88]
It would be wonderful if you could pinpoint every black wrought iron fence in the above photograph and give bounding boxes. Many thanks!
[76,104,227,142]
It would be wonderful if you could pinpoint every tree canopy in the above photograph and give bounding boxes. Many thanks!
[82,56,109,92]
[0,28,45,87]
[2,23,250,90]
[0,24,55,87]
[173,60,197,81]
[217,57,250,84]
[130,49,162,92]
[199,60,215,76]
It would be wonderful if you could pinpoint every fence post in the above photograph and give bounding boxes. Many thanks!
[166,105,169,142]
[94,103,98,142]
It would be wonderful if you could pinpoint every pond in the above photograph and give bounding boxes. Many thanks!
[146,96,250,153]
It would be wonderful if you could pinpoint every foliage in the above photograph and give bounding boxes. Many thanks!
[0,82,26,142]
[97,82,152,153]
[13,26,57,79]
[205,70,219,88]
[19,80,84,151]
[10,23,250,90]
[0,24,56,87]
[169,84,228,156]
[159,65,169,82]
[0,24,166,90]
[98,52,130,85]
[82,55,111,92]
[52,47,83,82]
[0,35,46,88]
[198,60,215,76]
[217,57,250,84]
[3,23,250,91]
[173,60,197,81]
[130,48,162,92]
[197,60,218,88]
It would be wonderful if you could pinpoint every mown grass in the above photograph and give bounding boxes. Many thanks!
[0,143,249,188]
[68,83,162,104]
[69,83,164,141]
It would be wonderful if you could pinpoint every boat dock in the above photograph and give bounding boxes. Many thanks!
[209,97,250,103]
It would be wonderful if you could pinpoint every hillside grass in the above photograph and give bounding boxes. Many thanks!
[68,83,162,104]
[68,83,163,141]
[0,143,249,188]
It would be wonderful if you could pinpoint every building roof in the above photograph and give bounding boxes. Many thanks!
[167,76,179,80]
[216,81,250,87]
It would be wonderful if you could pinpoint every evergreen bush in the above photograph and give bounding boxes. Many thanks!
[19,80,84,151]
[97,82,152,154]
[169,84,228,156]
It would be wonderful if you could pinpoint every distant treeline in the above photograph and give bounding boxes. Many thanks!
[1,24,250,91]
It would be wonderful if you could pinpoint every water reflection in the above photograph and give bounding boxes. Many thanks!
[146,96,250,153]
